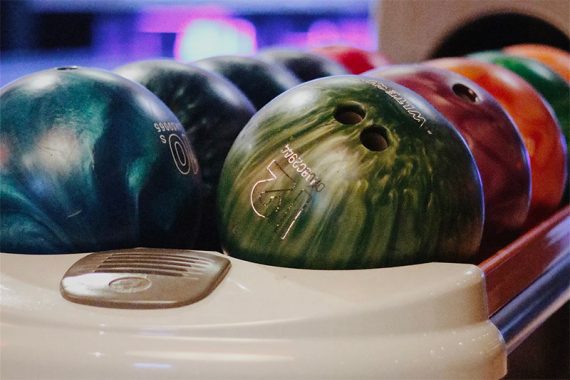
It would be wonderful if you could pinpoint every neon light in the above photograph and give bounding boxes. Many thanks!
[174,18,257,61]
[307,19,375,50]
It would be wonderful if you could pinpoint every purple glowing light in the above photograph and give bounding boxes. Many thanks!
[307,18,375,50]
[136,5,257,60]
[133,5,372,60]
[137,5,231,33]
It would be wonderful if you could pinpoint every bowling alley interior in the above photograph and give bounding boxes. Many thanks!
[1,0,569,379]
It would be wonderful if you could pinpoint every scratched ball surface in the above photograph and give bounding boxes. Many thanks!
[217,75,484,269]
[0,67,203,254]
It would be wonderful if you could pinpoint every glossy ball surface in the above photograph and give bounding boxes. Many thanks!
[470,51,569,148]
[218,75,484,269]
[429,58,567,226]
[365,64,531,239]
[0,67,203,254]
[257,48,349,82]
[114,59,256,250]
[193,55,300,110]
[503,44,570,81]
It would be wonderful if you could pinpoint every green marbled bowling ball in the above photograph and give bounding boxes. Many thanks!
[0,66,203,254]
[217,75,484,269]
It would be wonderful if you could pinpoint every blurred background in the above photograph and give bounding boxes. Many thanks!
[0,0,568,378]
[2,0,569,85]
[1,0,376,85]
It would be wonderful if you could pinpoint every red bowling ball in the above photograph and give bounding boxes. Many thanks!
[428,57,567,228]
[365,64,531,245]
[313,45,391,74]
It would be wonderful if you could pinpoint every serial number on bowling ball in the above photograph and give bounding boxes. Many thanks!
[153,121,199,176]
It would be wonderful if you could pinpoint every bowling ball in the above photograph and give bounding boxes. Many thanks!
[193,55,301,110]
[257,47,349,82]
[364,64,531,242]
[428,58,567,226]
[217,75,484,269]
[0,67,203,254]
[470,51,569,148]
[114,59,256,250]
[503,44,570,81]
[313,45,391,74]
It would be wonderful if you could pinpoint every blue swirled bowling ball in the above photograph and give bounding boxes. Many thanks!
[0,66,203,254]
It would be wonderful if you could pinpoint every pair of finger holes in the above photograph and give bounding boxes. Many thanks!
[334,104,390,152]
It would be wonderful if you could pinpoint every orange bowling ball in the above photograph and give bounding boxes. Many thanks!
[428,57,567,228]
[503,44,570,82]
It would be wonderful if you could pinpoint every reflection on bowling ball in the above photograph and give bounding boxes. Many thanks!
[365,64,531,244]
[256,47,349,82]
[470,51,569,147]
[472,52,570,205]
[0,67,203,254]
[429,57,567,227]
[218,75,484,269]
[114,59,256,250]
[193,55,301,110]
[503,44,570,81]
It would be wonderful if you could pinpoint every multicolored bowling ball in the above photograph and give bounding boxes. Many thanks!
[256,47,349,82]
[193,55,301,110]
[470,51,569,147]
[364,64,531,241]
[0,67,203,254]
[503,44,570,81]
[218,75,484,269]
[428,58,567,226]
[313,45,391,74]
[114,59,256,250]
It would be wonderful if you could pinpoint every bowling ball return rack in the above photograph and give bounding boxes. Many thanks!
[1,206,568,379]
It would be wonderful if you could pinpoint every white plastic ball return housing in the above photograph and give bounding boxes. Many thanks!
[1,247,506,379]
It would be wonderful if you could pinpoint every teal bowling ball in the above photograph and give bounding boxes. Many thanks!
[114,60,256,250]
[0,66,203,254]
[217,75,484,269]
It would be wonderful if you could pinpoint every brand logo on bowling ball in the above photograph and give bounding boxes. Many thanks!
[249,144,325,240]
[154,121,199,175]
[365,80,431,133]
[280,144,325,191]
